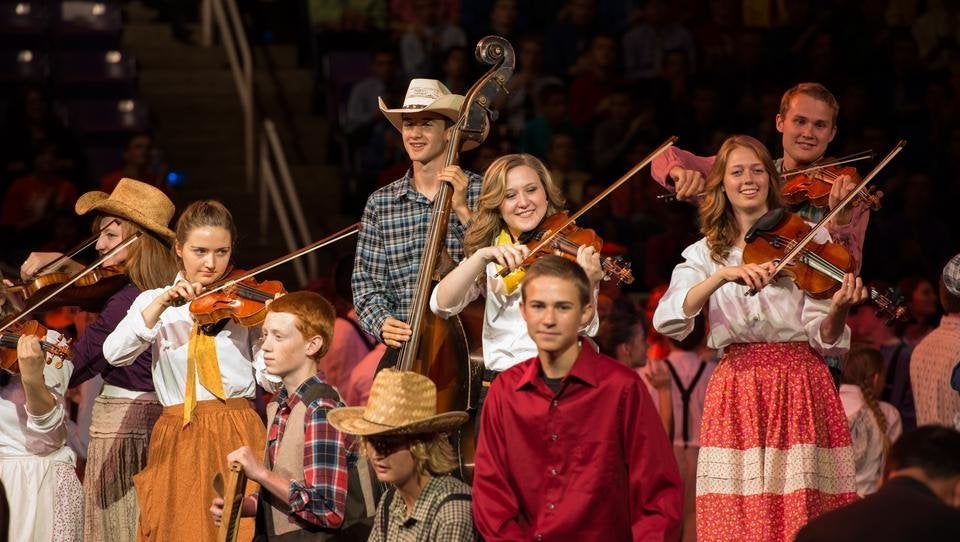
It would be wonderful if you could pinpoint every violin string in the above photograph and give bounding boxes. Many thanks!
[771,236,902,314]
[233,283,273,302]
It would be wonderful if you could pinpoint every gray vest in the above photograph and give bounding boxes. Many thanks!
[257,382,378,542]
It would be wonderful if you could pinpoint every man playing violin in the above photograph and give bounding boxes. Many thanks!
[352,78,482,348]
[651,82,873,274]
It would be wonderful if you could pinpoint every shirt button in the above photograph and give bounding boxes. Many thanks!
[550,468,558,475]
[551,434,558,441]
[547,503,555,510]
[551,399,559,407]
[536,535,543,541]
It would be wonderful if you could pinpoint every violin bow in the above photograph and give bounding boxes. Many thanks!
[746,140,906,295]
[0,232,143,334]
[32,219,122,277]
[186,223,360,301]
[779,150,875,178]
[498,135,677,278]
[656,150,875,201]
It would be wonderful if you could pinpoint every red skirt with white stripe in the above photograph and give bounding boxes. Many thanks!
[696,342,857,541]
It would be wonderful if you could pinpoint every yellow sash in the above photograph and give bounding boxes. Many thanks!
[496,229,525,295]
[184,323,227,425]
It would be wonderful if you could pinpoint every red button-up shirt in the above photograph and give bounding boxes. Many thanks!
[473,342,682,541]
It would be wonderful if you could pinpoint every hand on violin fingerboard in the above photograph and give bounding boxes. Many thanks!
[829,274,870,313]
[575,245,604,286]
[827,173,858,226]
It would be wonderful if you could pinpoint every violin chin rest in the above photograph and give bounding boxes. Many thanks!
[745,208,787,243]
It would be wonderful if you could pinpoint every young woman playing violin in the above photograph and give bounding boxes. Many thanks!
[430,154,602,390]
[0,329,79,542]
[103,200,267,542]
[14,178,178,542]
[652,135,867,542]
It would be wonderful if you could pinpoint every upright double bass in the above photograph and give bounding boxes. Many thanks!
[378,35,515,479]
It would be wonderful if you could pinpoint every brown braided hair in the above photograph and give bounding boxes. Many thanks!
[842,346,890,453]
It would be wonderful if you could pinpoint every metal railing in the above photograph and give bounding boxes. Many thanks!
[203,0,253,190]
[200,0,316,286]
[259,119,317,285]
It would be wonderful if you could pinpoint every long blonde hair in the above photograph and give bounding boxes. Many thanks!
[698,135,783,264]
[463,153,566,257]
[97,216,178,291]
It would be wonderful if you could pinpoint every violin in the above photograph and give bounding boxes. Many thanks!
[656,151,877,205]
[781,164,883,211]
[740,141,907,318]
[0,318,71,375]
[187,269,286,327]
[0,234,142,337]
[741,208,908,322]
[498,137,678,281]
[178,223,360,327]
[4,266,128,313]
[516,211,634,284]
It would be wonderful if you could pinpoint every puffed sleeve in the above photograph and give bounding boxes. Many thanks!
[800,227,850,356]
[429,264,484,319]
[25,331,73,437]
[653,240,712,341]
[102,288,162,367]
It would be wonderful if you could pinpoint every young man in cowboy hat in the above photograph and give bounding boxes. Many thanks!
[210,291,370,539]
[328,369,477,541]
[472,255,682,541]
[352,78,482,347]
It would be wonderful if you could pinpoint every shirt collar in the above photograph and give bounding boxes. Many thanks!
[276,373,324,409]
[515,337,601,391]
[392,168,417,200]
[390,476,444,526]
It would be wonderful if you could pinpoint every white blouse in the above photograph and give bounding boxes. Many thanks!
[430,261,600,372]
[653,236,850,356]
[102,274,259,406]
[0,338,74,460]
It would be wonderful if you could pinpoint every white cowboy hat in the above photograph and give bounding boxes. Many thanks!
[328,369,468,436]
[378,78,464,133]
[75,178,176,242]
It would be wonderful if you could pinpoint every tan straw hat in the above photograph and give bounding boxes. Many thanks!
[328,369,468,436]
[75,178,175,243]
[379,78,464,133]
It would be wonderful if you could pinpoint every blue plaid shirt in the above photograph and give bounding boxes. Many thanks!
[268,374,354,528]
[352,168,482,339]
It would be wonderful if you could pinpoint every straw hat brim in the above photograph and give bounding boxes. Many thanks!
[76,191,176,243]
[328,406,468,436]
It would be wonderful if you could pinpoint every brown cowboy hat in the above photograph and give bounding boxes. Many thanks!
[75,178,175,242]
[328,369,468,436]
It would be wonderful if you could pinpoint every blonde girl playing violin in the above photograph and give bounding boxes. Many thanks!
[103,200,266,542]
[430,153,602,382]
[652,135,867,541]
